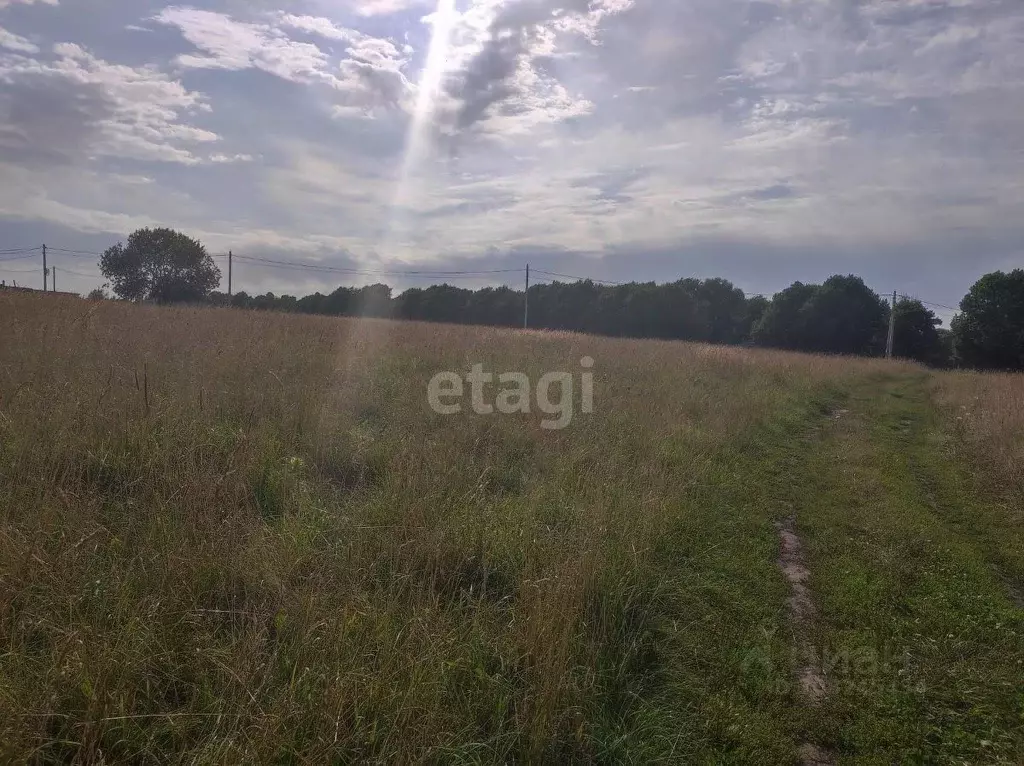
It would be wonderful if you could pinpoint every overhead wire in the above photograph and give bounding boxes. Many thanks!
[532,269,624,286]
[233,253,524,278]
[48,247,104,257]
[0,253,40,262]
[911,298,959,312]
[0,244,970,312]
[51,267,101,279]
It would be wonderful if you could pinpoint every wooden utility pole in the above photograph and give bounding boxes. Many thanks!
[886,290,897,359]
[228,250,233,298]
[42,244,47,292]
[52,267,56,293]
[524,264,530,329]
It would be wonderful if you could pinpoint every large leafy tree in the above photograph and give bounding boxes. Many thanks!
[952,270,1024,370]
[800,275,887,355]
[752,281,818,349]
[741,295,770,343]
[753,276,887,355]
[100,228,221,303]
[891,298,945,365]
[693,277,748,344]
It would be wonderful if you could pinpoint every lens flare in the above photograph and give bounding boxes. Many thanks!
[392,0,457,219]
[343,0,459,381]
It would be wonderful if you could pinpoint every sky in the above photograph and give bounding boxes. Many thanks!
[1,0,1022,323]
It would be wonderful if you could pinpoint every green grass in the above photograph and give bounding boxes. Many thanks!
[1,293,1022,763]
[789,373,1024,763]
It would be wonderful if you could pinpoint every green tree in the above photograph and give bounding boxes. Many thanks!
[891,298,945,365]
[952,270,1024,370]
[752,276,886,355]
[752,281,818,349]
[694,278,748,344]
[800,275,887,355]
[936,328,954,368]
[99,228,221,303]
[355,284,393,318]
[741,295,770,343]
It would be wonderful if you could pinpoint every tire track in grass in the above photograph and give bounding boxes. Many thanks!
[773,402,850,766]
[796,375,1024,764]
[776,515,835,766]
[622,384,852,763]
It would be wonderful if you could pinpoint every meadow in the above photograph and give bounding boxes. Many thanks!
[0,291,1021,764]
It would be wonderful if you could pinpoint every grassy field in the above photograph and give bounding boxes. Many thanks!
[0,291,1021,764]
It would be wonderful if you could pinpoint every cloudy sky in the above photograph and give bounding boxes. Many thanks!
[1,0,1022,318]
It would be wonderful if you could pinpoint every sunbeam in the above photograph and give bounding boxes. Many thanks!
[391,0,458,222]
[340,0,459,389]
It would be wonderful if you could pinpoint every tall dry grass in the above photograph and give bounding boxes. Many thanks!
[0,292,903,762]
[934,370,1024,496]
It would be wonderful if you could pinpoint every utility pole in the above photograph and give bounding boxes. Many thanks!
[886,290,897,359]
[524,264,530,329]
[42,244,47,292]
[52,267,56,293]
[228,250,233,298]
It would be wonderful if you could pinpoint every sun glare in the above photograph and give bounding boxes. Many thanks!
[343,0,459,378]
[393,0,457,214]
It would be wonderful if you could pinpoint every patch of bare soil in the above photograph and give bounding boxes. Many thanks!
[776,516,835,765]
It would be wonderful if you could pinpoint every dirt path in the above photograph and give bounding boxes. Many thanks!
[776,516,834,766]
[775,516,827,706]
[778,374,1024,763]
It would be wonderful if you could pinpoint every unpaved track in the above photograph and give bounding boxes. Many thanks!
[776,516,834,765]
[774,374,1024,764]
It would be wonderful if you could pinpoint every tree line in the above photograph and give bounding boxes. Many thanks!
[93,227,1024,370]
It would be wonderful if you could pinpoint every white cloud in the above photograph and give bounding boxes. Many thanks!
[0,0,57,7]
[0,42,220,164]
[208,152,253,163]
[278,13,361,42]
[0,25,37,53]
[438,0,634,136]
[1,0,1024,300]
[345,0,432,17]
[918,24,982,53]
[157,7,332,83]
[157,7,413,116]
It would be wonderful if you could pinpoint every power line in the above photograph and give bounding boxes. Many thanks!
[53,267,101,278]
[235,253,523,276]
[0,243,974,316]
[48,247,104,257]
[0,252,39,262]
[233,254,523,278]
[532,269,624,286]
[910,297,959,313]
